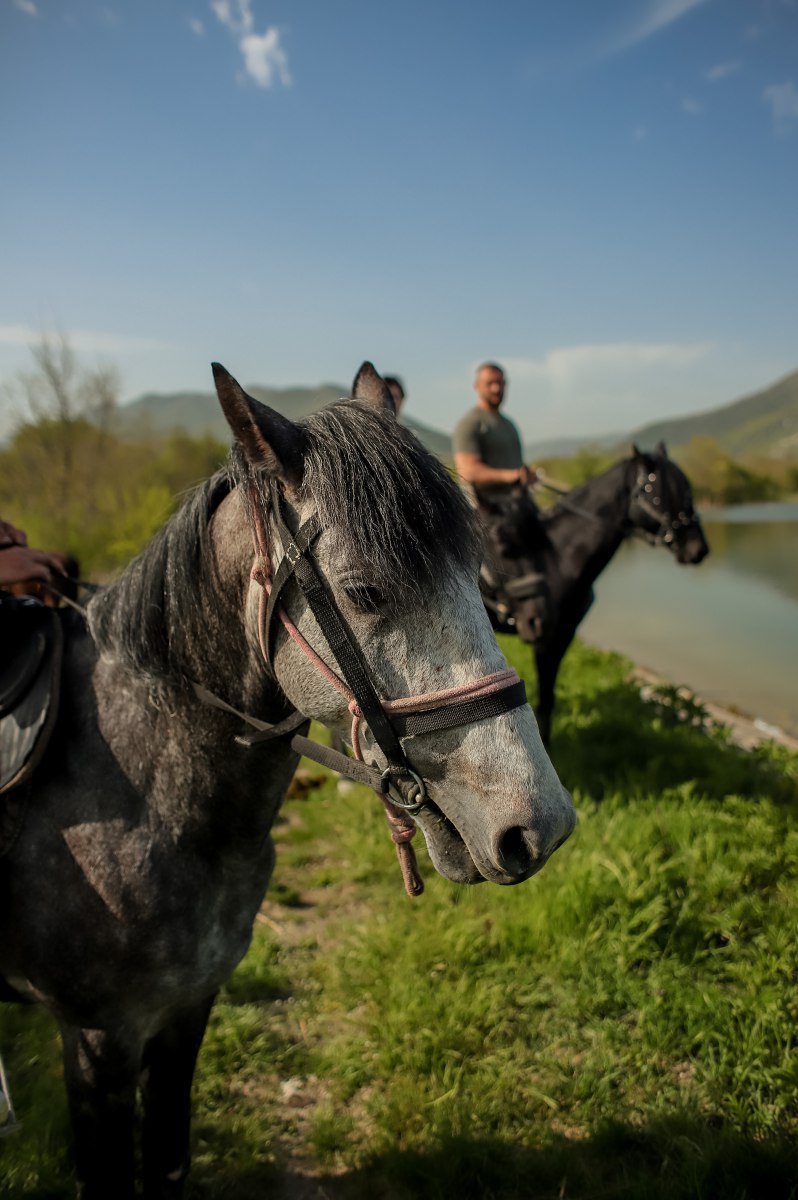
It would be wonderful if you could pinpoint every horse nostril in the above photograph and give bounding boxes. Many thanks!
[496,826,538,877]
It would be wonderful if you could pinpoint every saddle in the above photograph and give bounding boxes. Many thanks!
[0,597,63,807]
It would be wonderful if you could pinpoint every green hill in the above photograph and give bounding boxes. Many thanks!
[121,366,798,469]
[120,384,452,462]
[525,368,798,462]
[626,367,798,460]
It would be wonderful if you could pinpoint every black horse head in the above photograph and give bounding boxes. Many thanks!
[477,489,552,645]
[628,443,709,565]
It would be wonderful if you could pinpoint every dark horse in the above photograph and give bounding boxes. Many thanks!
[0,363,575,1198]
[478,443,709,745]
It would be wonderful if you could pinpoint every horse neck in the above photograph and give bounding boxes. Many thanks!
[543,460,633,586]
[90,486,296,841]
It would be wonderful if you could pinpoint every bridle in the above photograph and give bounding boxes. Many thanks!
[537,460,701,549]
[198,479,530,897]
[625,463,702,548]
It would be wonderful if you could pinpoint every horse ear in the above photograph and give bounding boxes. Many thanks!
[212,363,306,484]
[656,440,668,458]
[632,444,644,460]
[352,361,395,413]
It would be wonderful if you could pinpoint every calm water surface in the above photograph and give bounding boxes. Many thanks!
[579,502,798,737]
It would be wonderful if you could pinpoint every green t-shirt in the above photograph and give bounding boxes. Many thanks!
[452,406,524,500]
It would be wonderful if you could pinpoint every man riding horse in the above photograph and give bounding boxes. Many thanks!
[453,363,551,642]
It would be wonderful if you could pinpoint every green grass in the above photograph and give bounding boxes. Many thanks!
[2,638,797,1199]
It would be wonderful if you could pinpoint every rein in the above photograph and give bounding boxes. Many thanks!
[202,480,529,897]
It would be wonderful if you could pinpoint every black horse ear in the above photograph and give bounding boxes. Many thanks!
[352,361,395,413]
[212,363,306,485]
[632,444,644,460]
[656,440,668,458]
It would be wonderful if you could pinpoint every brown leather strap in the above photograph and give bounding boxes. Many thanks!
[190,682,386,792]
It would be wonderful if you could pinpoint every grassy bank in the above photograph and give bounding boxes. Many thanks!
[2,638,797,1199]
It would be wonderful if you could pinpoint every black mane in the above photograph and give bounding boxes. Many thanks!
[90,401,479,684]
[89,470,235,687]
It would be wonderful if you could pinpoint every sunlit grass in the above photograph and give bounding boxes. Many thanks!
[2,638,797,1198]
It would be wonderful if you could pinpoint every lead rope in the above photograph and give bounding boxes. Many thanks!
[249,508,425,895]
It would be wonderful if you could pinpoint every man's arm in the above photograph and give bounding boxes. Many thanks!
[454,453,535,488]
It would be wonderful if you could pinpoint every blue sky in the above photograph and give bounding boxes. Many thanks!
[2,0,797,445]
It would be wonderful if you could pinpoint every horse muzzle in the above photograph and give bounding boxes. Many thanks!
[416,781,577,887]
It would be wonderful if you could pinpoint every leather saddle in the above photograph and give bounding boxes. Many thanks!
[0,597,63,801]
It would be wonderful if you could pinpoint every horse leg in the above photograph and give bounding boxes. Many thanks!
[534,647,562,749]
[140,995,216,1200]
[534,594,592,748]
[60,1023,140,1200]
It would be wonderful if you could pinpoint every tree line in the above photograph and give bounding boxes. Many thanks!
[0,336,228,576]
[2,338,796,576]
[537,438,798,507]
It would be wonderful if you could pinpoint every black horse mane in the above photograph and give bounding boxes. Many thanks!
[89,470,236,687]
[543,456,633,519]
[545,451,691,515]
[90,400,479,684]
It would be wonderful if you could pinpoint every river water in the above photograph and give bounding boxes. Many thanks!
[579,502,798,738]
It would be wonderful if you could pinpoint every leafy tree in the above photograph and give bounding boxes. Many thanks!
[0,335,228,576]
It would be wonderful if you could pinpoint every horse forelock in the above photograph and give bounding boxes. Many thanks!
[238,400,480,595]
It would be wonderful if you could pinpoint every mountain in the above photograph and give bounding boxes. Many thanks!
[625,368,798,460]
[120,366,798,468]
[525,368,798,462]
[120,384,452,461]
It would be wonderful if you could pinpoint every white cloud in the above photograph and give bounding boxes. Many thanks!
[503,342,709,387]
[604,0,711,58]
[240,29,291,88]
[13,0,37,15]
[211,1,291,89]
[0,325,173,355]
[763,80,798,128]
[189,17,205,36]
[497,342,712,440]
[682,96,704,114]
[212,0,253,35]
[705,60,742,81]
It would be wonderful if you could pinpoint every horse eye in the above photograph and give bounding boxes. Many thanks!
[343,583,387,613]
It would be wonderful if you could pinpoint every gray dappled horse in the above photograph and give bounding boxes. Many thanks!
[0,363,575,1199]
[479,444,709,745]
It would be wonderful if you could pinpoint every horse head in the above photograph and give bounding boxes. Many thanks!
[477,490,552,645]
[213,362,575,887]
[629,444,710,564]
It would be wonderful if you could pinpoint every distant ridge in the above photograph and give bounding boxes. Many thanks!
[526,367,798,462]
[624,367,798,460]
[121,365,798,467]
[120,384,452,461]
